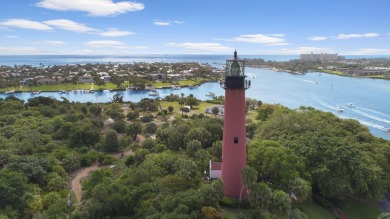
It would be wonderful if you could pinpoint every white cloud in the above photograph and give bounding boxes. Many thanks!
[266,42,289,46]
[0,19,53,31]
[0,46,40,55]
[36,0,144,16]
[44,19,97,33]
[130,46,148,50]
[86,40,125,47]
[265,47,335,55]
[153,20,184,26]
[167,42,232,52]
[34,40,66,46]
[334,33,379,39]
[347,48,390,55]
[306,36,327,41]
[269,34,285,37]
[232,34,287,46]
[99,29,135,37]
[5,36,18,39]
[154,20,171,26]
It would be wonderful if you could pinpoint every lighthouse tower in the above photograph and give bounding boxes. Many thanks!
[220,50,251,198]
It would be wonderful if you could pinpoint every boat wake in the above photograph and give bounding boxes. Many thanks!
[356,106,390,120]
[357,120,390,131]
[351,109,390,125]
[298,79,317,84]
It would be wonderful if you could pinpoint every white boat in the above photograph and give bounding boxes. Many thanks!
[347,102,355,107]
[171,85,180,90]
[32,91,41,94]
[336,106,344,112]
[148,91,159,96]
[384,128,390,132]
[206,92,216,97]
[4,90,15,94]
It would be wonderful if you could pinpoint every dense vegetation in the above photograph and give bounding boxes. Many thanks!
[0,95,389,218]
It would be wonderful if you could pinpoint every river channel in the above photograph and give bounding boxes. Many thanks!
[1,67,389,140]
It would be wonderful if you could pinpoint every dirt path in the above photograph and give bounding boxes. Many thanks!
[70,149,134,203]
[332,207,349,219]
[71,163,99,203]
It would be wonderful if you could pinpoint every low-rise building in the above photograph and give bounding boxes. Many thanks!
[78,74,94,84]
[36,77,56,85]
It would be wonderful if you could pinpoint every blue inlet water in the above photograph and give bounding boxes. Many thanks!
[0,55,389,139]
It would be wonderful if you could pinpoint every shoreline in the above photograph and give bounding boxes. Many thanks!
[0,80,218,94]
[246,65,390,80]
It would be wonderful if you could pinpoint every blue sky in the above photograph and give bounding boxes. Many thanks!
[0,0,389,55]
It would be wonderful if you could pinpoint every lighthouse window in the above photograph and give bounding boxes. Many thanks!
[234,137,238,144]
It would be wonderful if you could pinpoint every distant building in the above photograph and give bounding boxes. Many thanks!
[300,53,343,61]
[78,74,94,84]
[36,77,56,85]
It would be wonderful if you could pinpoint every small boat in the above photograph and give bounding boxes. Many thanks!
[4,90,15,94]
[347,103,355,107]
[32,91,41,94]
[384,128,390,132]
[148,91,159,96]
[188,84,194,88]
[58,90,68,94]
[336,106,344,112]
[206,92,216,97]
[171,85,180,90]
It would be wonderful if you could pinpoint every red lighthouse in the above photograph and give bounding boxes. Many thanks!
[221,50,251,198]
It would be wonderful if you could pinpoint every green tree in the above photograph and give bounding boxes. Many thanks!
[378,213,390,219]
[145,123,158,134]
[248,140,309,188]
[249,182,273,210]
[185,127,212,148]
[126,110,139,121]
[103,129,119,152]
[0,168,29,210]
[270,190,291,218]
[126,122,142,140]
[211,140,222,161]
[289,177,311,203]
[7,156,49,185]
[211,106,219,117]
[185,95,199,109]
[168,106,174,113]
[69,124,100,147]
[186,139,202,157]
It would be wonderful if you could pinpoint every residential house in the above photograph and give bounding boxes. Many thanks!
[36,77,56,85]
[78,74,94,84]
[57,76,74,84]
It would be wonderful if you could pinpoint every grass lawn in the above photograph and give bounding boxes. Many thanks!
[295,200,335,219]
[336,197,381,219]
[159,100,217,118]
[220,208,238,219]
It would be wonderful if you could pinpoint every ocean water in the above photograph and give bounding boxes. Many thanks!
[0,55,389,140]
[0,54,298,67]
